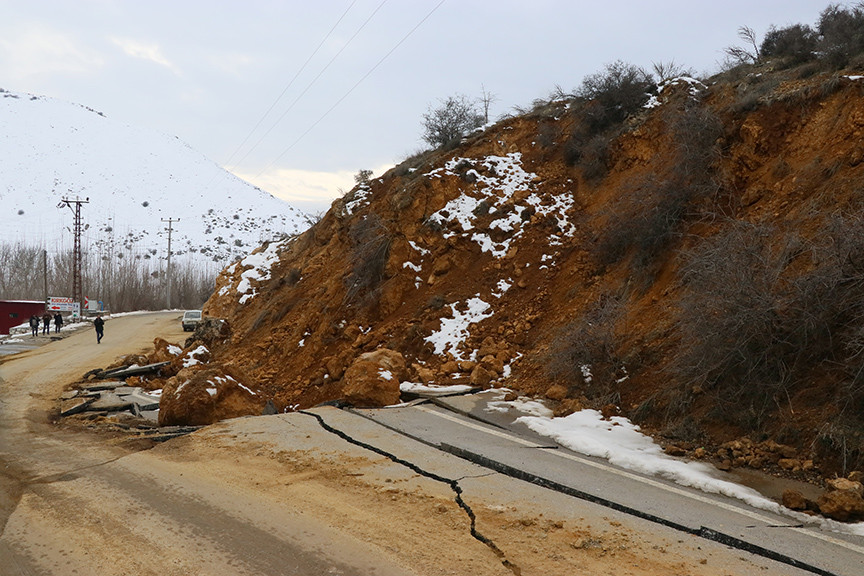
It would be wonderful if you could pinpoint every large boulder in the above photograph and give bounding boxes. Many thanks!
[818,483,864,522]
[158,365,263,426]
[342,349,407,407]
[807,476,864,522]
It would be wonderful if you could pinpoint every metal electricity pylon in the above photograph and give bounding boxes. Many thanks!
[59,196,89,310]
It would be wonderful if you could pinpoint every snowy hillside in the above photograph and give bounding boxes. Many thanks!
[0,89,311,263]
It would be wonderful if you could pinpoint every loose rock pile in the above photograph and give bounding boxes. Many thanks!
[711,438,816,474]
[783,474,864,522]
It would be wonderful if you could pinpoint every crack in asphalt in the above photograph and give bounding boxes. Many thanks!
[455,472,497,481]
[298,410,522,576]
[344,406,843,576]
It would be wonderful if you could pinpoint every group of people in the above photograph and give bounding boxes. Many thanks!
[29,312,63,337]
[28,312,104,343]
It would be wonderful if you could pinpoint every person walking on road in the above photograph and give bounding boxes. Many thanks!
[41,312,51,335]
[54,313,63,334]
[93,314,105,344]
[29,315,39,338]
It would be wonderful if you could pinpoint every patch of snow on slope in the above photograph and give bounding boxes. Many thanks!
[426,154,537,256]
[235,237,291,304]
[344,185,372,215]
[645,76,706,108]
[425,296,493,360]
[182,345,209,368]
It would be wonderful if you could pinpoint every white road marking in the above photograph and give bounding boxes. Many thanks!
[415,405,864,554]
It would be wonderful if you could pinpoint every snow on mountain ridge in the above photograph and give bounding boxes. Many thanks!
[0,88,311,263]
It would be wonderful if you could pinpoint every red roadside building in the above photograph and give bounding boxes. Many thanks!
[0,300,46,335]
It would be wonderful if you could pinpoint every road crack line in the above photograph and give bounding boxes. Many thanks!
[299,410,521,576]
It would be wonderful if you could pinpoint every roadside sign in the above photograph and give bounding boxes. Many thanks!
[47,296,76,312]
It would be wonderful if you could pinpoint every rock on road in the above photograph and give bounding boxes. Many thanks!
[0,311,831,575]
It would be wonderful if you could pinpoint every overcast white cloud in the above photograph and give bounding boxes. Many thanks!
[0,24,104,79]
[0,0,833,214]
[111,37,181,75]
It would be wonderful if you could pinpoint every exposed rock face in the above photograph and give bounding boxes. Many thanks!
[342,349,407,407]
[158,365,262,426]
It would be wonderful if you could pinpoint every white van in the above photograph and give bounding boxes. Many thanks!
[181,310,202,332]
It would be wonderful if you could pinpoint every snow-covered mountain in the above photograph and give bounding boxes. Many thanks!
[0,89,311,263]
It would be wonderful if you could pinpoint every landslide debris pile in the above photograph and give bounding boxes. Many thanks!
[200,11,864,484]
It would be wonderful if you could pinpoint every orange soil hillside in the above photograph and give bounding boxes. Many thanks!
[199,66,864,481]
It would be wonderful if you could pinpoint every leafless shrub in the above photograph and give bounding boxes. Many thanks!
[421,94,485,149]
[815,419,864,476]
[651,60,695,82]
[546,291,627,400]
[818,2,864,69]
[593,103,723,276]
[672,222,799,429]
[724,26,762,65]
[667,104,724,182]
[536,122,561,148]
[595,179,693,273]
[580,134,611,181]
[577,61,655,134]
[344,214,392,307]
[760,24,818,67]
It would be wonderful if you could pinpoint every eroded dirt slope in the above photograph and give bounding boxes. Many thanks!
[202,68,864,481]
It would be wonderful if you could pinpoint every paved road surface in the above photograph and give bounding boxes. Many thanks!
[0,311,858,575]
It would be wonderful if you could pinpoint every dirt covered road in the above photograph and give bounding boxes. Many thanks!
[0,312,814,575]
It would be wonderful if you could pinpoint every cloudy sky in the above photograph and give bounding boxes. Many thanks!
[0,0,830,214]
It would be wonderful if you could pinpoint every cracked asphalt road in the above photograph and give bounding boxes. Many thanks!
[0,312,834,575]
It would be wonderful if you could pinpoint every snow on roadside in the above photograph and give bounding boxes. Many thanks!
[400,382,474,395]
[489,393,864,536]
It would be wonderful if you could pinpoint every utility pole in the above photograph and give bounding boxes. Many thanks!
[162,218,179,309]
[42,249,48,303]
[60,197,89,314]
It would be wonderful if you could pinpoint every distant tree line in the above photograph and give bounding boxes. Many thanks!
[0,241,216,312]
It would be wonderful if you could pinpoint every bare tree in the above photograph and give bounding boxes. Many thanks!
[724,26,761,64]
[421,94,485,148]
[354,169,373,186]
[479,84,497,123]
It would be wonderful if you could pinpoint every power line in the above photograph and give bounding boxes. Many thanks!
[256,0,447,177]
[228,0,389,173]
[222,0,359,171]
